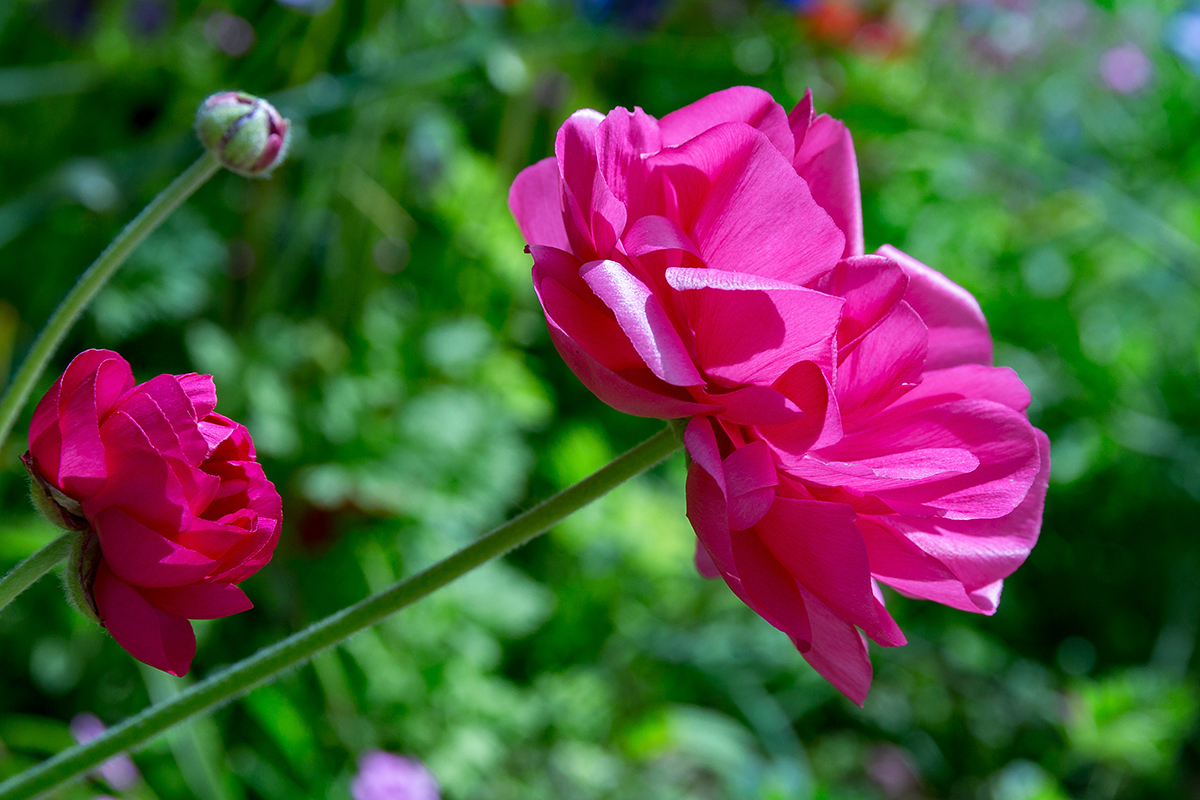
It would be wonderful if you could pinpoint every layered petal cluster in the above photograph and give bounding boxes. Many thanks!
[25,349,281,675]
[510,87,1049,702]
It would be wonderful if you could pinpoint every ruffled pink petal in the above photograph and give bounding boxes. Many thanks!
[93,562,196,676]
[555,109,626,258]
[887,364,1032,414]
[891,429,1049,600]
[94,507,219,588]
[858,517,986,614]
[722,440,779,530]
[28,376,63,486]
[544,320,718,418]
[836,301,927,425]
[831,399,1042,520]
[114,387,208,468]
[794,115,864,258]
[533,246,645,373]
[659,86,795,164]
[685,461,746,601]
[731,527,812,644]
[138,580,253,620]
[580,259,704,386]
[623,215,702,259]
[809,255,908,357]
[796,584,873,705]
[693,385,803,426]
[203,459,282,524]
[176,373,218,419]
[878,245,992,369]
[756,360,840,457]
[648,122,844,285]
[596,106,662,211]
[211,524,279,583]
[90,410,190,530]
[118,375,210,463]
[201,413,255,461]
[787,447,980,494]
[508,157,571,250]
[754,496,905,647]
[56,352,135,499]
[786,89,814,147]
[675,274,843,386]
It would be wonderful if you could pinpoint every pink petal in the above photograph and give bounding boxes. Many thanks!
[755,496,905,647]
[203,459,282,524]
[809,255,908,356]
[55,352,134,499]
[693,385,804,426]
[836,301,927,425]
[722,440,779,531]
[127,375,211,461]
[508,157,571,250]
[533,245,646,375]
[786,89,814,147]
[888,364,1032,414]
[176,373,218,419]
[94,507,219,588]
[93,562,196,676]
[731,527,812,644]
[28,376,63,486]
[794,115,864,258]
[138,580,252,620]
[857,518,985,614]
[756,361,840,457]
[796,584,873,705]
[211,524,279,583]
[666,269,843,386]
[544,320,718,418]
[831,400,1042,520]
[89,410,191,530]
[892,429,1049,599]
[623,215,702,259]
[694,541,721,578]
[648,122,845,285]
[580,259,703,386]
[659,86,795,163]
[878,245,992,369]
[556,109,626,258]
[685,460,745,599]
[788,447,980,494]
[595,106,662,210]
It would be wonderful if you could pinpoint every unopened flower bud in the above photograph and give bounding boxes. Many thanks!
[195,91,290,177]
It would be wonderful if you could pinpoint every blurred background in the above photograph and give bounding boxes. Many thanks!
[2,0,1199,796]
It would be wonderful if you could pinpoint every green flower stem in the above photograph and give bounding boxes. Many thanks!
[0,531,74,614]
[0,425,683,800]
[0,151,221,449]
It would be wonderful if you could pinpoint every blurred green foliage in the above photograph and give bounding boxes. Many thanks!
[2,0,1199,797]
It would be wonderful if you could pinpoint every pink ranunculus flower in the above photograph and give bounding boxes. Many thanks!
[684,247,1049,703]
[23,349,281,676]
[509,86,872,439]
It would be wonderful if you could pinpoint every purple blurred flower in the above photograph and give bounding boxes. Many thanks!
[70,713,141,791]
[1099,43,1152,94]
[350,750,439,800]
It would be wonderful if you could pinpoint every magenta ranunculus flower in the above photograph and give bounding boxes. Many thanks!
[350,750,440,800]
[509,87,1048,703]
[509,86,871,439]
[23,349,281,676]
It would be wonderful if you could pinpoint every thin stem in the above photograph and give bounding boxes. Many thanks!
[0,425,682,800]
[0,531,74,613]
[0,152,221,449]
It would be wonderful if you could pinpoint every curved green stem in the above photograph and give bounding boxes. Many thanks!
[0,152,221,449]
[0,531,74,614]
[0,425,683,800]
